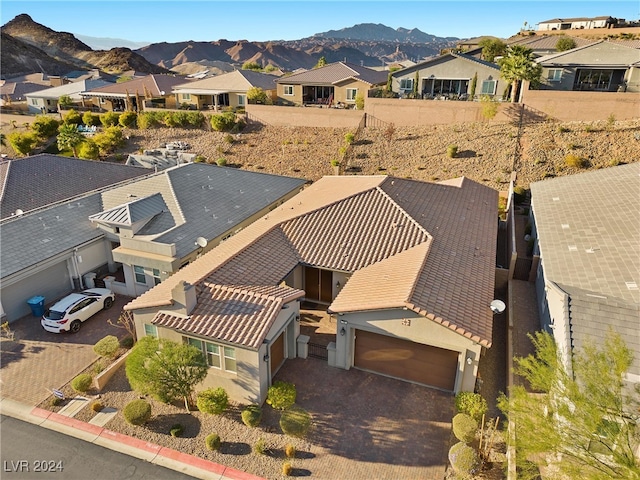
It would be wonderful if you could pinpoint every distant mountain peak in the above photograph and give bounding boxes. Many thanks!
[313,23,452,43]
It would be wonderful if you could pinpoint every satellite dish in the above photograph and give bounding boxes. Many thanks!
[490,299,506,314]
[15,209,24,216]
[195,237,208,248]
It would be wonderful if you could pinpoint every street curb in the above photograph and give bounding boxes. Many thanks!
[0,398,265,480]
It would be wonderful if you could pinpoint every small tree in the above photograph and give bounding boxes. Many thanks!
[478,38,507,63]
[31,115,60,139]
[498,45,543,103]
[63,109,82,125]
[82,111,101,127]
[125,336,208,410]
[77,139,99,160]
[555,37,577,52]
[107,311,137,342]
[247,87,268,104]
[242,61,262,71]
[469,72,478,98]
[314,56,327,69]
[499,330,640,479]
[100,112,120,127]
[8,132,38,156]
[355,93,365,110]
[58,95,73,108]
[57,124,85,157]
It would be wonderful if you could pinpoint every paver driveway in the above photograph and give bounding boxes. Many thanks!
[272,357,454,480]
[0,295,132,406]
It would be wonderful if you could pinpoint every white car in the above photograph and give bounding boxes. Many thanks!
[41,288,115,333]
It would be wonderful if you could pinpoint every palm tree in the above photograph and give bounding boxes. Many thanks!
[498,45,542,103]
[57,123,85,157]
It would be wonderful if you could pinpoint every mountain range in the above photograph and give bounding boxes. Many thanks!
[1,14,459,78]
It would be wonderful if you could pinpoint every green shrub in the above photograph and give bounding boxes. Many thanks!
[448,441,479,479]
[254,437,267,455]
[455,392,488,423]
[280,406,311,437]
[120,336,134,349]
[91,401,104,412]
[50,396,63,407]
[556,125,570,133]
[447,144,458,158]
[285,444,296,458]
[170,424,184,437]
[513,186,527,205]
[355,93,365,110]
[282,461,293,476]
[77,139,99,160]
[93,335,120,358]
[186,111,205,127]
[480,95,498,120]
[565,153,588,169]
[267,381,296,410]
[93,126,125,155]
[205,433,221,451]
[196,387,229,415]
[100,112,120,127]
[452,413,478,443]
[215,157,227,166]
[224,134,235,144]
[241,404,263,427]
[210,111,237,132]
[92,359,105,375]
[82,111,101,127]
[119,111,137,128]
[344,132,355,144]
[606,113,616,128]
[123,399,152,425]
[71,373,93,393]
[8,132,38,156]
[194,155,206,163]
[137,112,161,129]
[63,109,82,125]
[31,115,60,139]
[247,86,268,104]
[330,159,340,167]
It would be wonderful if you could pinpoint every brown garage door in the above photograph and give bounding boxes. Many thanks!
[354,330,459,391]
[270,331,285,377]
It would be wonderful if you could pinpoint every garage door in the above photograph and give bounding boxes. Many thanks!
[354,330,459,391]
[270,331,285,377]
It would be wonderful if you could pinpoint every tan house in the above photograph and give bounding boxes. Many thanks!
[172,69,279,111]
[275,62,388,107]
[80,74,187,111]
[125,175,498,404]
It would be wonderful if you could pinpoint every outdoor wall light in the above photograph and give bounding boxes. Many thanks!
[340,319,348,325]
[263,354,270,362]
[336,281,341,288]
[295,314,301,322]
[340,327,346,336]
[466,357,473,365]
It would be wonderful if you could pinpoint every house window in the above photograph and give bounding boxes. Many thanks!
[399,78,414,90]
[133,265,146,284]
[283,85,294,96]
[346,88,358,101]
[238,94,246,106]
[574,69,614,91]
[481,79,497,95]
[144,324,158,337]
[183,336,237,373]
[152,269,161,286]
[99,98,106,104]
[547,69,563,82]
[31,99,38,106]
[181,93,191,100]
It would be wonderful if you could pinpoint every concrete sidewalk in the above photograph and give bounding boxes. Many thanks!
[0,397,264,480]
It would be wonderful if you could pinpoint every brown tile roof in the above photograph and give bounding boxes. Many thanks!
[152,284,305,349]
[81,74,187,97]
[128,175,497,347]
[277,62,388,86]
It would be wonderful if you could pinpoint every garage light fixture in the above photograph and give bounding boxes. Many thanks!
[340,319,348,325]
[263,354,269,362]
[340,327,346,336]
[466,357,473,365]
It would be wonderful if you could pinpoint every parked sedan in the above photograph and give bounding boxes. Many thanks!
[41,288,115,333]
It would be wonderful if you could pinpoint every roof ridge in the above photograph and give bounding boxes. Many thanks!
[376,182,432,239]
[535,39,604,62]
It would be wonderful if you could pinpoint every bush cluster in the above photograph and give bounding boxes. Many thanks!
[210,112,240,132]
[123,399,152,426]
[448,441,479,479]
[455,392,488,423]
[565,153,588,169]
[205,433,221,451]
[100,112,120,128]
[196,387,229,415]
[254,438,267,455]
[118,111,138,128]
[452,413,478,443]
[63,109,82,125]
[241,404,263,427]
[31,115,60,139]
[447,144,458,158]
[71,373,93,393]
[266,381,296,410]
[93,335,120,358]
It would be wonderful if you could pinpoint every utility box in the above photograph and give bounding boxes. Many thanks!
[83,272,97,289]
[27,296,45,317]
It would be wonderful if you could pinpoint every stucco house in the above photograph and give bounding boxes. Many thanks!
[391,52,505,99]
[0,157,305,322]
[275,62,388,106]
[125,175,498,404]
[80,74,188,111]
[172,69,279,111]
[529,163,640,384]
[0,81,47,108]
[25,78,113,113]
[537,16,616,31]
[534,41,640,92]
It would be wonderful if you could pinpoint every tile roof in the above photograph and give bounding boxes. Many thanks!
[127,175,497,347]
[535,41,640,66]
[530,163,640,305]
[508,35,596,51]
[152,284,305,349]
[0,81,48,101]
[25,79,112,100]
[277,62,388,86]
[0,155,151,220]
[173,69,278,93]
[81,74,187,97]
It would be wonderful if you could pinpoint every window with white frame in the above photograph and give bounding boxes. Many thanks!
[152,269,161,286]
[144,324,158,337]
[481,79,497,95]
[184,336,237,373]
[133,265,146,284]
[283,85,294,96]
[346,88,358,100]
[547,69,563,82]
[181,93,191,100]
[399,78,414,90]
[238,94,246,106]
[31,99,38,106]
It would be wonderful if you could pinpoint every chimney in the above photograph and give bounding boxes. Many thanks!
[171,280,197,315]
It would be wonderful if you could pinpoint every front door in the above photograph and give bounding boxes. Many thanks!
[304,266,333,303]
[270,331,285,377]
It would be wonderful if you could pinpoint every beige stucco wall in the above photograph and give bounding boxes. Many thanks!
[335,308,482,393]
[246,104,363,127]
[521,89,640,120]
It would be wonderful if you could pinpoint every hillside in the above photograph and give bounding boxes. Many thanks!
[0,32,79,77]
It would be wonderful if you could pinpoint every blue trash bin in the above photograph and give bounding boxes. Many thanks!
[27,296,46,317]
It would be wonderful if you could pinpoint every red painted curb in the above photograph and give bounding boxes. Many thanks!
[47,412,104,435]
[222,466,268,480]
[30,407,53,419]
[158,447,226,475]
[100,429,162,454]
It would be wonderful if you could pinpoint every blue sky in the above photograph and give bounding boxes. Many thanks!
[1,1,637,44]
